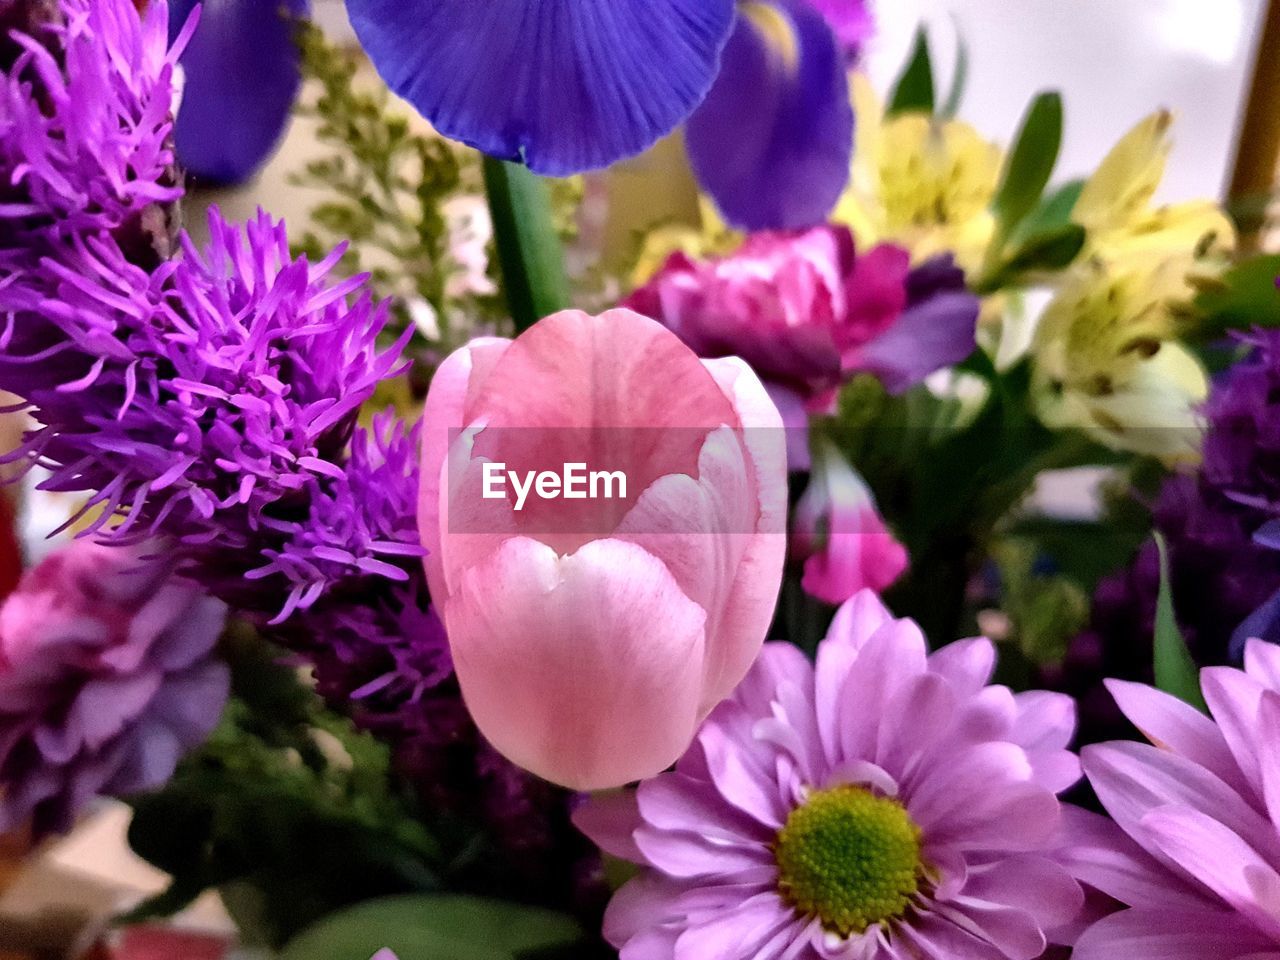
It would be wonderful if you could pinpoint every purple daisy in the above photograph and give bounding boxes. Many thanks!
[575,590,1084,960]
[0,207,415,621]
[1065,640,1280,958]
[0,0,190,268]
[0,540,228,835]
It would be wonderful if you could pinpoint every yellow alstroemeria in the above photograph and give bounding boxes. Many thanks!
[834,74,1003,275]
[1073,111,1236,269]
[1031,256,1208,463]
[631,196,741,286]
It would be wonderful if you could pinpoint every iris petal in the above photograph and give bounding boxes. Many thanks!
[686,0,854,231]
[169,0,309,185]
[342,0,736,176]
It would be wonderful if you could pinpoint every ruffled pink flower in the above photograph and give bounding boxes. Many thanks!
[418,309,787,790]
[625,227,979,405]
[792,440,907,605]
[575,590,1085,960]
[0,541,228,834]
[1064,639,1280,959]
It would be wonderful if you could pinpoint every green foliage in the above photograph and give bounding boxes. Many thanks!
[940,31,970,119]
[992,93,1064,237]
[888,29,934,115]
[483,157,572,332]
[290,22,504,354]
[124,624,441,948]
[1153,532,1209,711]
[279,895,584,960]
[826,356,1123,644]
[990,537,1089,666]
[1191,252,1280,342]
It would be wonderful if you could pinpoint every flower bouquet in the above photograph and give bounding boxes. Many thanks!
[2,1,1280,958]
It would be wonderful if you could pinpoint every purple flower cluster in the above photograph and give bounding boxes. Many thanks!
[0,540,228,835]
[1,207,418,621]
[0,0,188,271]
[1047,330,1280,745]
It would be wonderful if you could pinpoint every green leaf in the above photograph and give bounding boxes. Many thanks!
[278,895,584,960]
[940,31,969,119]
[888,28,934,115]
[483,156,572,333]
[1191,253,1280,341]
[992,92,1064,234]
[977,223,1085,292]
[1008,179,1084,248]
[1152,532,1208,712]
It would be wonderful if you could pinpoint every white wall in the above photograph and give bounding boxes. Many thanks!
[861,0,1268,202]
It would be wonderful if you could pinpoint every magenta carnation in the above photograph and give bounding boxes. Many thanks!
[0,540,228,835]
[625,227,979,404]
[1065,640,1280,959]
[0,0,189,269]
[0,208,417,621]
[575,590,1084,960]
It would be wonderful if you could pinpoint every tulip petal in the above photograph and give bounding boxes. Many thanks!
[343,0,735,175]
[686,0,853,231]
[169,0,308,184]
[418,337,511,600]
[446,537,708,789]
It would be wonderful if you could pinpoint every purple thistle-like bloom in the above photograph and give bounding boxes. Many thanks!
[0,540,228,835]
[576,590,1084,960]
[0,207,417,622]
[0,0,189,269]
[1064,640,1280,958]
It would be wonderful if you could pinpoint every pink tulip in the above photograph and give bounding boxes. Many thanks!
[791,439,907,605]
[418,309,787,790]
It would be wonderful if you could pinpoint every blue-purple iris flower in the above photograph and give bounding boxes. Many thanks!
[168,0,309,185]
[343,0,873,230]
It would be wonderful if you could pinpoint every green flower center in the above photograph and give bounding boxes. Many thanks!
[774,785,924,937]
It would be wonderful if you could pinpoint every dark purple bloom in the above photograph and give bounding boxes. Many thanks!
[167,0,309,185]
[805,0,875,60]
[1048,330,1280,746]
[0,207,417,622]
[342,0,736,176]
[687,0,854,231]
[0,0,188,269]
[0,540,229,836]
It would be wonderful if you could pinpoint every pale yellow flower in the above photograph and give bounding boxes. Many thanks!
[1073,111,1236,269]
[834,75,1003,274]
[1031,257,1207,463]
[631,197,741,286]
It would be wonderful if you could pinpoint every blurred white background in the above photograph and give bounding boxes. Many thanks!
[862,0,1268,201]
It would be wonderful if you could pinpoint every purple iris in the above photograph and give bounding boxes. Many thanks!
[343,0,871,230]
[168,0,310,184]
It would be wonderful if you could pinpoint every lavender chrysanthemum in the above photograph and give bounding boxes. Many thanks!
[0,207,416,621]
[0,540,228,835]
[0,0,189,269]
[576,590,1084,960]
[1064,641,1280,958]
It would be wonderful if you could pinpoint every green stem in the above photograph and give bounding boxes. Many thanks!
[482,155,571,332]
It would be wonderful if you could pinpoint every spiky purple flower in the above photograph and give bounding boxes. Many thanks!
[0,207,417,621]
[0,0,189,270]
